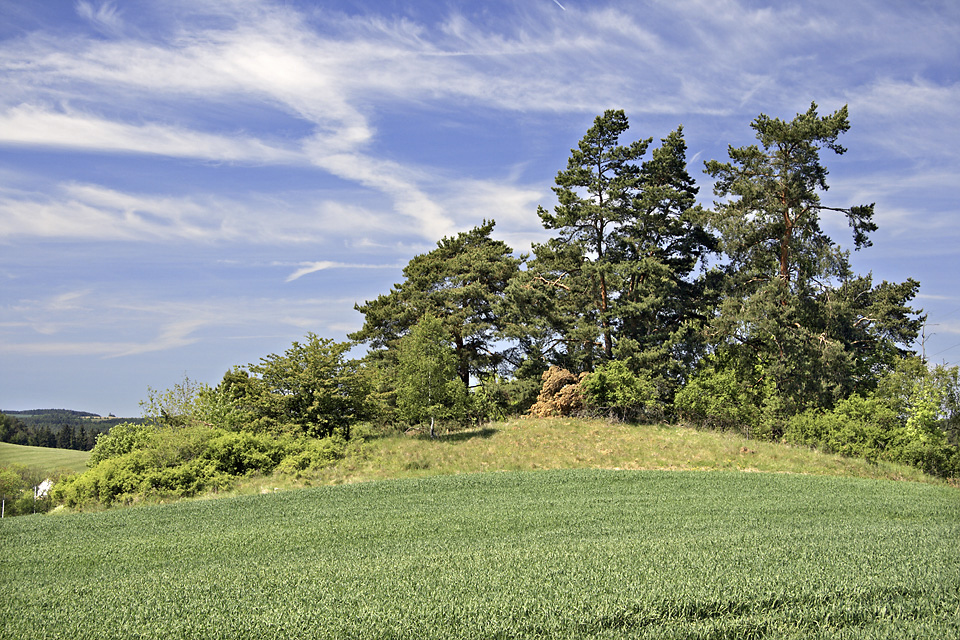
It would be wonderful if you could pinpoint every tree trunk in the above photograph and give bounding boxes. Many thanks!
[454,334,469,387]
[780,192,792,284]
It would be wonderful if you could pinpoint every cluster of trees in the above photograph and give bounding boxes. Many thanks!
[36,103,960,509]
[344,103,954,474]
[0,411,124,451]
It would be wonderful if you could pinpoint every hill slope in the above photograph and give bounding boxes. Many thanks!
[0,441,91,474]
[289,417,939,490]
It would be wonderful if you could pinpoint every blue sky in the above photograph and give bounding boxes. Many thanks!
[1,0,958,417]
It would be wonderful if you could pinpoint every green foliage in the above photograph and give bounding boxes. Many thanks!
[0,467,22,510]
[0,464,63,517]
[53,424,351,507]
[515,112,716,395]
[581,360,657,421]
[241,334,368,439]
[700,103,922,417]
[87,422,156,467]
[675,357,765,436]
[785,395,899,462]
[0,410,121,451]
[352,220,520,388]
[4,471,959,638]
[783,358,960,477]
[532,109,651,362]
[395,314,470,434]
[704,103,876,286]
[140,375,210,428]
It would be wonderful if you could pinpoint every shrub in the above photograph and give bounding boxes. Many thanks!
[529,367,586,418]
[581,360,658,421]
[88,422,156,467]
[203,431,287,476]
[52,426,353,508]
[784,395,897,462]
[675,363,761,433]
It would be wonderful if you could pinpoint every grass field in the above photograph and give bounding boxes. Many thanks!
[2,469,958,639]
[0,441,90,474]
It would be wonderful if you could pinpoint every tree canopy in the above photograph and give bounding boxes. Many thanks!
[351,220,520,387]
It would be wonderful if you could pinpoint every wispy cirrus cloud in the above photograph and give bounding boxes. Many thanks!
[2,0,955,247]
[3,0,960,414]
[0,105,303,163]
[1,288,366,359]
[75,1,126,37]
[283,261,400,282]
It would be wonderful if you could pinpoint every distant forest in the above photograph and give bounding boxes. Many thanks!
[0,410,143,451]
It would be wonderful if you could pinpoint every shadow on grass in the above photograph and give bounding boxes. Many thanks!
[421,427,499,443]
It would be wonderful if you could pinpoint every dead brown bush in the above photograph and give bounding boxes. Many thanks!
[529,366,586,417]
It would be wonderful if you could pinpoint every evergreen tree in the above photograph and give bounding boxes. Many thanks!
[515,111,716,400]
[527,109,650,365]
[701,103,922,418]
[351,220,520,387]
[612,126,718,393]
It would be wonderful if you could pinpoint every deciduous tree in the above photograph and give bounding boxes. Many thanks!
[245,334,368,439]
[395,314,469,437]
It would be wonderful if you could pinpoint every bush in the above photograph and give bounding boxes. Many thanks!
[675,363,761,433]
[274,435,349,475]
[54,424,352,507]
[783,373,960,477]
[784,394,898,462]
[88,422,156,467]
[529,367,585,418]
[204,431,287,476]
[581,360,658,421]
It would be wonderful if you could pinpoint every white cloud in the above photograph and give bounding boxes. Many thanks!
[76,1,125,36]
[8,0,954,252]
[0,182,382,244]
[0,105,302,163]
[283,261,399,282]
[846,78,960,160]
[0,290,364,359]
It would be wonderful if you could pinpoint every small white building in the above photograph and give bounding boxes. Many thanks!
[35,479,53,499]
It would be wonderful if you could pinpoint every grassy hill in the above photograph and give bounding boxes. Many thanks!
[0,441,91,474]
[231,417,941,496]
[2,469,958,639]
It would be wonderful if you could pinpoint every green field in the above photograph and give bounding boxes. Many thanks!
[0,441,90,474]
[2,469,958,639]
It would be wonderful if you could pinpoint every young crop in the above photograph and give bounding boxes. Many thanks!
[2,470,958,639]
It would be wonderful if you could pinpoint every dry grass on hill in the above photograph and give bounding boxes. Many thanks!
[231,417,938,496]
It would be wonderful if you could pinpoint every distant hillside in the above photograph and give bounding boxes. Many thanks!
[0,441,91,474]
[1,409,143,451]
[5,408,107,420]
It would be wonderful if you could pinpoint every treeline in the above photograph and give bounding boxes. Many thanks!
[0,411,139,451]
[0,412,119,451]
[42,103,960,510]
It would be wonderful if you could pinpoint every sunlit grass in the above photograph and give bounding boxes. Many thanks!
[0,441,91,474]
[3,469,958,639]
[285,417,937,490]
